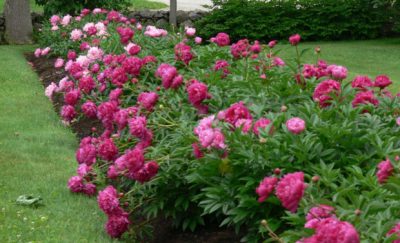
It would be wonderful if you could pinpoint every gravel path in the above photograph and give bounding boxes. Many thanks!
[158,0,213,11]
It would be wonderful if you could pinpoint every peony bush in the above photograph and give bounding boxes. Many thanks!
[36,9,400,242]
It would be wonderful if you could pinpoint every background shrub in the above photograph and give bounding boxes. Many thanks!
[34,0,130,16]
[196,0,400,42]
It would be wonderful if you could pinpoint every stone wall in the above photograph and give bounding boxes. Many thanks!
[0,10,206,44]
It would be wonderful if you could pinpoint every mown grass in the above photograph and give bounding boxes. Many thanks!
[277,38,400,91]
[0,45,116,242]
[0,0,167,13]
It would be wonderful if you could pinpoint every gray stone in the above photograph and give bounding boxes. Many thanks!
[180,20,193,28]
[140,10,154,19]
[176,10,189,24]
[156,18,169,28]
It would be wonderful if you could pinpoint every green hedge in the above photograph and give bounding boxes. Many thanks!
[196,0,400,42]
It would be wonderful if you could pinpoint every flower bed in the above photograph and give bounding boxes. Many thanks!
[35,8,400,242]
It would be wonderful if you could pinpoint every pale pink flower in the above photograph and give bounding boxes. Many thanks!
[286,117,306,134]
[54,58,64,68]
[87,47,104,60]
[34,48,42,58]
[185,27,196,36]
[195,37,202,44]
[50,15,61,26]
[51,25,59,31]
[45,82,58,100]
[70,29,83,41]
[61,15,72,26]
[41,47,51,56]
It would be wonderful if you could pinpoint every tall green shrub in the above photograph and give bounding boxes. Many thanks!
[196,0,400,42]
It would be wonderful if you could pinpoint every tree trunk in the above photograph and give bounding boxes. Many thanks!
[4,0,33,44]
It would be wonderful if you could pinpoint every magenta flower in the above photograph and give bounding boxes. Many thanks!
[133,161,159,183]
[235,119,253,133]
[61,105,77,122]
[286,117,306,135]
[305,204,336,229]
[138,92,158,111]
[374,75,392,89]
[81,101,97,118]
[352,90,379,108]
[289,34,301,46]
[116,26,134,44]
[64,89,81,106]
[376,158,394,184]
[187,80,211,113]
[212,32,230,47]
[76,144,96,166]
[223,101,252,125]
[253,118,273,135]
[79,76,96,93]
[67,176,84,193]
[129,116,147,138]
[328,65,348,80]
[268,40,277,48]
[299,218,359,243]
[387,222,400,242]
[351,75,373,90]
[98,138,118,161]
[256,176,278,202]
[275,172,307,212]
[97,186,121,215]
[313,79,341,107]
[105,213,131,238]
[175,42,194,65]
[115,148,145,177]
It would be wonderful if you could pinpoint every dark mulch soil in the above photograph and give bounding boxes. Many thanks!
[25,53,243,243]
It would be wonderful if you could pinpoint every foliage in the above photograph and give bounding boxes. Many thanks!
[36,9,400,242]
[196,0,400,42]
[34,0,130,16]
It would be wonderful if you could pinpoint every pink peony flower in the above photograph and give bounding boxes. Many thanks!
[214,60,230,76]
[313,79,341,107]
[105,213,131,238]
[155,63,179,89]
[50,15,61,26]
[286,117,306,135]
[250,41,262,53]
[117,26,134,44]
[256,176,278,202]
[54,58,64,68]
[107,165,119,179]
[61,15,72,26]
[129,116,147,138]
[328,65,348,80]
[253,118,273,135]
[374,75,392,89]
[387,223,400,243]
[64,89,81,106]
[138,92,158,111]
[223,101,252,125]
[70,29,83,41]
[67,176,84,193]
[231,39,250,58]
[97,101,118,129]
[97,186,121,215]
[174,42,194,65]
[185,27,196,36]
[67,50,77,60]
[115,148,145,177]
[144,26,168,38]
[275,172,307,212]
[98,138,118,161]
[107,10,121,22]
[83,183,96,196]
[61,105,76,122]
[34,48,42,58]
[187,80,211,113]
[81,101,97,118]
[305,205,336,229]
[289,34,301,46]
[268,40,277,48]
[351,75,373,90]
[273,57,285,66]
[195,37,202,44]
[41,47,51,56]
[299,218,359,243]
[212,32,230,47]
[87,47,104,61]
[76,144,96,166]
[397,117,400,126]
[45,82,58,100]
[133,161,159,183]
[376,158,394,184]
[77,164,92,177]
[235,119,253,133]
[78,76,96,93]
[192,143,204,159]
[352,90,379,108]
[124,42,141,56]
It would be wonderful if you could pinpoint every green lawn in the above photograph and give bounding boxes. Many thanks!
[277,38,400,92]
[0,0,167,13]
[0,46,115,242]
